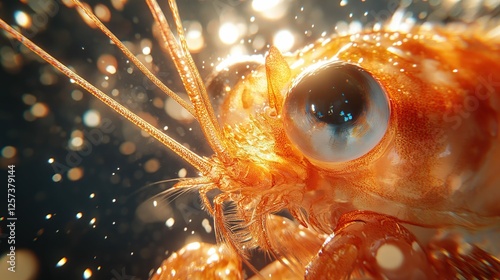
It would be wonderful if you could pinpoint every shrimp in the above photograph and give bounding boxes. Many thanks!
[1,0,500,279]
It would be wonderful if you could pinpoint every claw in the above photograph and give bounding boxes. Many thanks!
[305,211,436,279]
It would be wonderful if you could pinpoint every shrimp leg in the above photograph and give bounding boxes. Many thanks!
[305,211,436,279]
[427,233,500,278]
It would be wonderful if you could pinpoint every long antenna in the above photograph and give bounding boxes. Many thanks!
[71,0,196,117]
[167,0,221,131]
[146,0,233,165]
[0,19,212,174]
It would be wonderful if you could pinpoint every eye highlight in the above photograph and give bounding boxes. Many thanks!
[282,61,390,163]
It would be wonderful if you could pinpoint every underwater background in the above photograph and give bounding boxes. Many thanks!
[0,0,492,279]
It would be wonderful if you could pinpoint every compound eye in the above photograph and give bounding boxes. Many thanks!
[282,61,390,163]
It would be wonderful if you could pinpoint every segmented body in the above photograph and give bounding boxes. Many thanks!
[1,0,500,279]
[153,9,500,280]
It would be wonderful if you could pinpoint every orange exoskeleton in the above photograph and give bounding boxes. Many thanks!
[1,0,499,279]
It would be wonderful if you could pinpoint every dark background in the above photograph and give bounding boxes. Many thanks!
[0,0,463,279]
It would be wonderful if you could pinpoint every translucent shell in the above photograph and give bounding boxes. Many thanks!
[2,0,500,279]
[283,61,390,163]
[151,242,242,280]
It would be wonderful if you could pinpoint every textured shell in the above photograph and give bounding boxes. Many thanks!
[202,20,500,277]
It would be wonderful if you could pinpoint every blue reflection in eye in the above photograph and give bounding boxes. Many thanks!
[283,61,390,163]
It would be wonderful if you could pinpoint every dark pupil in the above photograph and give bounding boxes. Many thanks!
[306,66,366,126]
